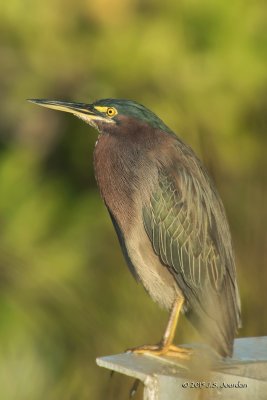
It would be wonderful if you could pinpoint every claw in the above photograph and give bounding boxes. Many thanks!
[127,343,192,359]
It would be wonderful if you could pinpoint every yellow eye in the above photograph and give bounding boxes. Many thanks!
[106,107,117,117]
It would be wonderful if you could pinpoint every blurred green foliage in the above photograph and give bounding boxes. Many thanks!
[0,0,267,398]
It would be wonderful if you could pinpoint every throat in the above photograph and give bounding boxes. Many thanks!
[94,133,101,148]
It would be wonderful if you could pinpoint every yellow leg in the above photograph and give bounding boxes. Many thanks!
[128,297,192,359]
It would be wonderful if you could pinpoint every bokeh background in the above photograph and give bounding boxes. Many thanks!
[1,0,267,399]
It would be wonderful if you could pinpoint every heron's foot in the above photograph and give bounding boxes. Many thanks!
[127,343,192,359]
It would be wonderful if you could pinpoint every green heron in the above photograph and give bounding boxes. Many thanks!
[29,98,241,358]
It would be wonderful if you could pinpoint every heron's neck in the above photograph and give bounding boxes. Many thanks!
[93,133,142,226]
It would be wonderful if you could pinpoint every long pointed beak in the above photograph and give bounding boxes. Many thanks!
[27,99,111,127]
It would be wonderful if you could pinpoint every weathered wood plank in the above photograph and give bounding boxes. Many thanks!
[96,337,267,400]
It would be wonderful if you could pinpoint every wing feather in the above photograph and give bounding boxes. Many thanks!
[142,157,241,356]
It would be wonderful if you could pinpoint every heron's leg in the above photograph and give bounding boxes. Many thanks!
[128,297,192,359]
[160,296,184,348]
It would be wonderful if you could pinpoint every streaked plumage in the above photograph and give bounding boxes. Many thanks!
[29,98,241,357]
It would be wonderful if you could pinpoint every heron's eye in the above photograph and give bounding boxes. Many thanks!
[106,107,117,117]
